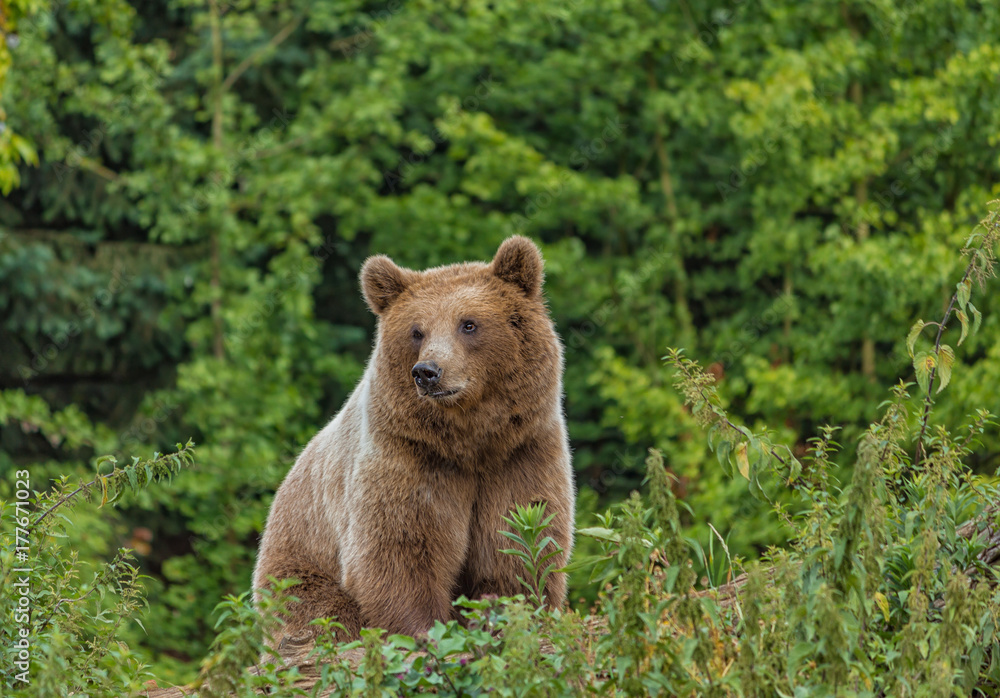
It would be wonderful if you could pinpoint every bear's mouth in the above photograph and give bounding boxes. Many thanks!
[422,387,460,399]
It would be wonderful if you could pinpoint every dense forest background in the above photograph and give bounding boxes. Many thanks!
[1,0,999,684]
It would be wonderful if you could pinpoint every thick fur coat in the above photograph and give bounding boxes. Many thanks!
[253,236,575,643]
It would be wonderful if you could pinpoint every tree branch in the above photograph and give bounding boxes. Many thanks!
[329,32,371,54]
[914,256,978,468]
[220,14,304,94]
[77,157,121,182]
[208,0,225,360]
[31,443,197,530]
[673,357,792,471]
[646,64,694,348]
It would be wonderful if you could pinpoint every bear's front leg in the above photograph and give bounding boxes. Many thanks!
[460,437,575,609]
[341,466,473,636]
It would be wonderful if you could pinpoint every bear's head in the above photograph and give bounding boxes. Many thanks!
[360,236,562,441]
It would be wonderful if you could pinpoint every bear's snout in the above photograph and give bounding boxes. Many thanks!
[412,361,442,390]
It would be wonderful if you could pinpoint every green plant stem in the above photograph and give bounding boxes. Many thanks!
[31,443,196,530]
[678,360,792,470]
[914,253,979,468]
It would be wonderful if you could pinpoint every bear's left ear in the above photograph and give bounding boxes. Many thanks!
[491,236,544,298]
[360,255,415,315]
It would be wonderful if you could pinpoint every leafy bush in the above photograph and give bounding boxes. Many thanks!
[1,442,195,696]
[181,202,1000,695]
[4,205,1000,696]
[5,4,1000,674]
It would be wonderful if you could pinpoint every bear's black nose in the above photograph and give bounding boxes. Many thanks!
[412,361,442,389]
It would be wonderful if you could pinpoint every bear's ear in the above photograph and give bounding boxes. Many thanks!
[491,236,544,298]
[360,255,414,315]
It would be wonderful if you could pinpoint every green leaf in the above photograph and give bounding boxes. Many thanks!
[874,591,890,623]
[11,134,39,166]
[936,345,955,393]
[970,302,982,335]
[956,279,971,311]
[535,535,557,552]
[577,527,621,543]
[913,350,935,394]
[557,553,612,574]
[906,319,925,358]
[98,475,109,507]
[748,471,766,501]
[537,549,562,567]
[957,310,969,346]
[106,485,124,506]
[498,530,528,548]
[788,641,814,671]
[735,442,750,480]
[387,634,417,650]
[95,455,117,473]
[499,548,530,562]
[437,636,467,656]
[716,439,733,478]
[426,621,447,643]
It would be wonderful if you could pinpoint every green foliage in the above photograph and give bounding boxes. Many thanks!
[0,443,196,696]
[3,0,1000,686]
[578,451,739,696]
[660,205,1000,696]
[151,588,583,696]
[2,199,1000,696]
[195,579,305,698]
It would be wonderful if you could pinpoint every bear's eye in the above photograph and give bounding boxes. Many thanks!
[461,321,477,334]
[412,329,423,341]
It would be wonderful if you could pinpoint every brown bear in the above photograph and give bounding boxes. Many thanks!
[252,236,575,646]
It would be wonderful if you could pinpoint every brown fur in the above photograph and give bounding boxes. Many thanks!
[253,236,575,644]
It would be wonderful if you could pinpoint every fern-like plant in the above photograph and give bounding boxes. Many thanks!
[499,502,564,609]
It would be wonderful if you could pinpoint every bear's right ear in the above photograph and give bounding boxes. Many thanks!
[360,255,414,315]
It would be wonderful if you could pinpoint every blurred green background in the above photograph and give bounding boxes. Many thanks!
[1,0,999,683]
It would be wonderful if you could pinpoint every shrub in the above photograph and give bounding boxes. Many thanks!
[1,442,195,696]
[3,203,1000,696]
